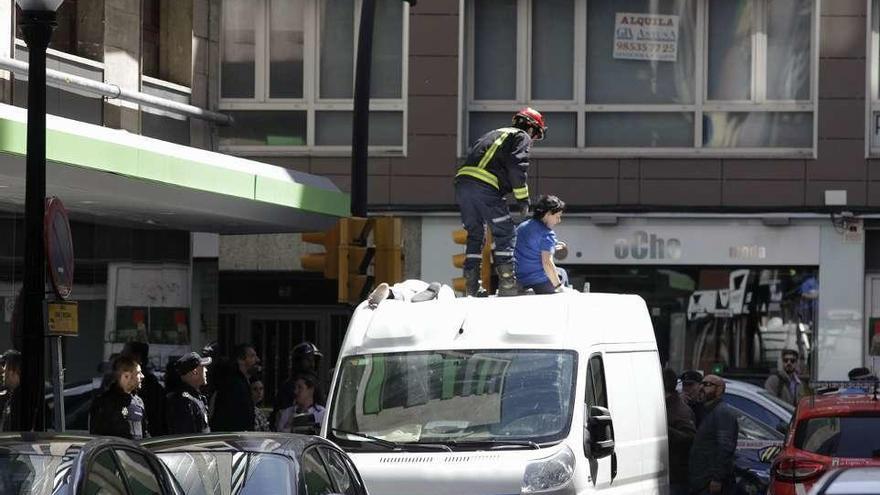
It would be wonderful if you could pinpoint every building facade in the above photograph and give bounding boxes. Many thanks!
[1,0,877,399]
[211,0,878,381]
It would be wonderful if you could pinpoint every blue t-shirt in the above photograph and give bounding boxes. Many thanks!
[514,219,557,286]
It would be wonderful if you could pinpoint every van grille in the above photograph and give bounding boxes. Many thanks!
[378,454,501,464]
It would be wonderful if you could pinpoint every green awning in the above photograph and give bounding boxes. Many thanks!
[0,104,350,233]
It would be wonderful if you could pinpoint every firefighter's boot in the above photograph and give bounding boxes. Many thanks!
[464,267,488,298]
[495,262,518,297]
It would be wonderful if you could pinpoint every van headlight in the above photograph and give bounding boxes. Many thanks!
[521,445,575,493]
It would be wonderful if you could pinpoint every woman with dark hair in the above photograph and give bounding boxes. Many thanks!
[250,376,270,432]
[275,373,325,433]
[513,195,567,295]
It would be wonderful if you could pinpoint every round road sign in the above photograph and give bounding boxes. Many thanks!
[45,197,75,300]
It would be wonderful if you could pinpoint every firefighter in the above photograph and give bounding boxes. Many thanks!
[454,107,547,297]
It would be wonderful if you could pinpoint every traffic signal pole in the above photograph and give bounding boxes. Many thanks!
[352,0,415,217]
[351,0,376,218]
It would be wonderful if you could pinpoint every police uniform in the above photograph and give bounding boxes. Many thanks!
[166,383,210,434]
[166,351,212,434]
[89,385,147,440]
[0,388,14,432]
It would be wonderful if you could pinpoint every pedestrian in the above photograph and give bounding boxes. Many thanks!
[688,374,739,495]
[454,107,547,297]
[276,373,325,433]
[272,341,323,425]
[166,352,211,435]
[0,350,22,431]
[663,368,696,495]
[89,355,147,440]
[764,349,810,406]
[513,195,567,295]
[679,369,705,427]
[210,343,258,432]
[122,341,166,436]
[250,376,270,432]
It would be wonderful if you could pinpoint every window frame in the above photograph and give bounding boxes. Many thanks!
[218,0,410,157]
[867,0,880,156]
[461,0,820,158]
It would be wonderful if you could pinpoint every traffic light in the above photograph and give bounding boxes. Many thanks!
[373,217,404,285]
[339,217,373,305]
[300,223,341,279]
[451,228,492,295]
[302,217,406,305]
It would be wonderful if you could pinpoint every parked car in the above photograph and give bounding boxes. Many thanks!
[0,432,182,494]
[729,405,786,495]
[769,393,880,495]
[806,467,880,495]
[143,432,368,495]
[724,379,795,434]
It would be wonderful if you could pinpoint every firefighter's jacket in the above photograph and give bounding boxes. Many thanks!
[455,127,531,201]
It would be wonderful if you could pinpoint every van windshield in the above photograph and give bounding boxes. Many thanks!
[329,350,577,450]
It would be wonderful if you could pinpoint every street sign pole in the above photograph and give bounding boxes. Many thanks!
[50,333,64,431]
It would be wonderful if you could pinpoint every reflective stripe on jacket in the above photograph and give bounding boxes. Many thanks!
[456,126,531,199]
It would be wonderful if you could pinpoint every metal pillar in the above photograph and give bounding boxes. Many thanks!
[17,9,57,432]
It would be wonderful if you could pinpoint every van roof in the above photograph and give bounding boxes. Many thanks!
[340,291,657,356]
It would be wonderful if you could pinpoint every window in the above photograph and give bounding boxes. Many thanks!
[724,393,787,431]
[728,408,783,443]
[794,416,880,458]
[83,450,127,495]
[301,449,335,495]
[464,0,817,156]
[585,354,608,408]
[319,449,362,495]
[869,0,880,154]
[219,0,408,154]
[114,450,162,495]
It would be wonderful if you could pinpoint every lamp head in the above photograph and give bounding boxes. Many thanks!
[15,0,64,12]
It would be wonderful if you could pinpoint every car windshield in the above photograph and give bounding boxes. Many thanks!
[756,389,796,415]
[0,454,70,495]
[794,415,880,458]
[157,452,295,495]
[329,349,577,450]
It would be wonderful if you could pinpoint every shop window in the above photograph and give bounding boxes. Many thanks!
[464,0,817,156]
[560,265,818,376]
[219,0,408,155]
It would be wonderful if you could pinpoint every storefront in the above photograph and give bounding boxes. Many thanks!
[422,215,864,381]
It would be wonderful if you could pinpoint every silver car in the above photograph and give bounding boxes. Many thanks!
[807,467,880,495]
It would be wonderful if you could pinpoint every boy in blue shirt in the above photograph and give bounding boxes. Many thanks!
[514,195,566,294]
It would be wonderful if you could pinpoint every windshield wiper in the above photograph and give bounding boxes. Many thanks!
[443,439,541,450]
[330,428,401,450]
[330,428,452,452]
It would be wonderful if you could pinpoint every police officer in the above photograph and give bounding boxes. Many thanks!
[0,350,21,432]
[455,107,547,297]
[166,352,211,434]
[89,355,147,439]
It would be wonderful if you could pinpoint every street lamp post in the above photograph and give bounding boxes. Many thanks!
[15,0,63,432]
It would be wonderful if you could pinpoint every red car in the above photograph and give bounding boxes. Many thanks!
[769,390,880,495]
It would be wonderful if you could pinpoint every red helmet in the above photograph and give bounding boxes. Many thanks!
[513,107,547,140]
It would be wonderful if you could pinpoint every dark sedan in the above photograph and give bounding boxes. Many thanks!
[143,432,368,495]
[0,432,182,494]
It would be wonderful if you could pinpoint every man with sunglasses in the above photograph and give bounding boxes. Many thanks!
[688,375,739,495]
[764,348,810,406]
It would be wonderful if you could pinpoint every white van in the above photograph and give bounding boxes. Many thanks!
[322,290,669,495]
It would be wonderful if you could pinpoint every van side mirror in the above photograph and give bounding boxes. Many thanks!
[584,405,615,459]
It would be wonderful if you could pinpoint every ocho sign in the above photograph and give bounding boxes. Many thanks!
[613,13,679,62]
